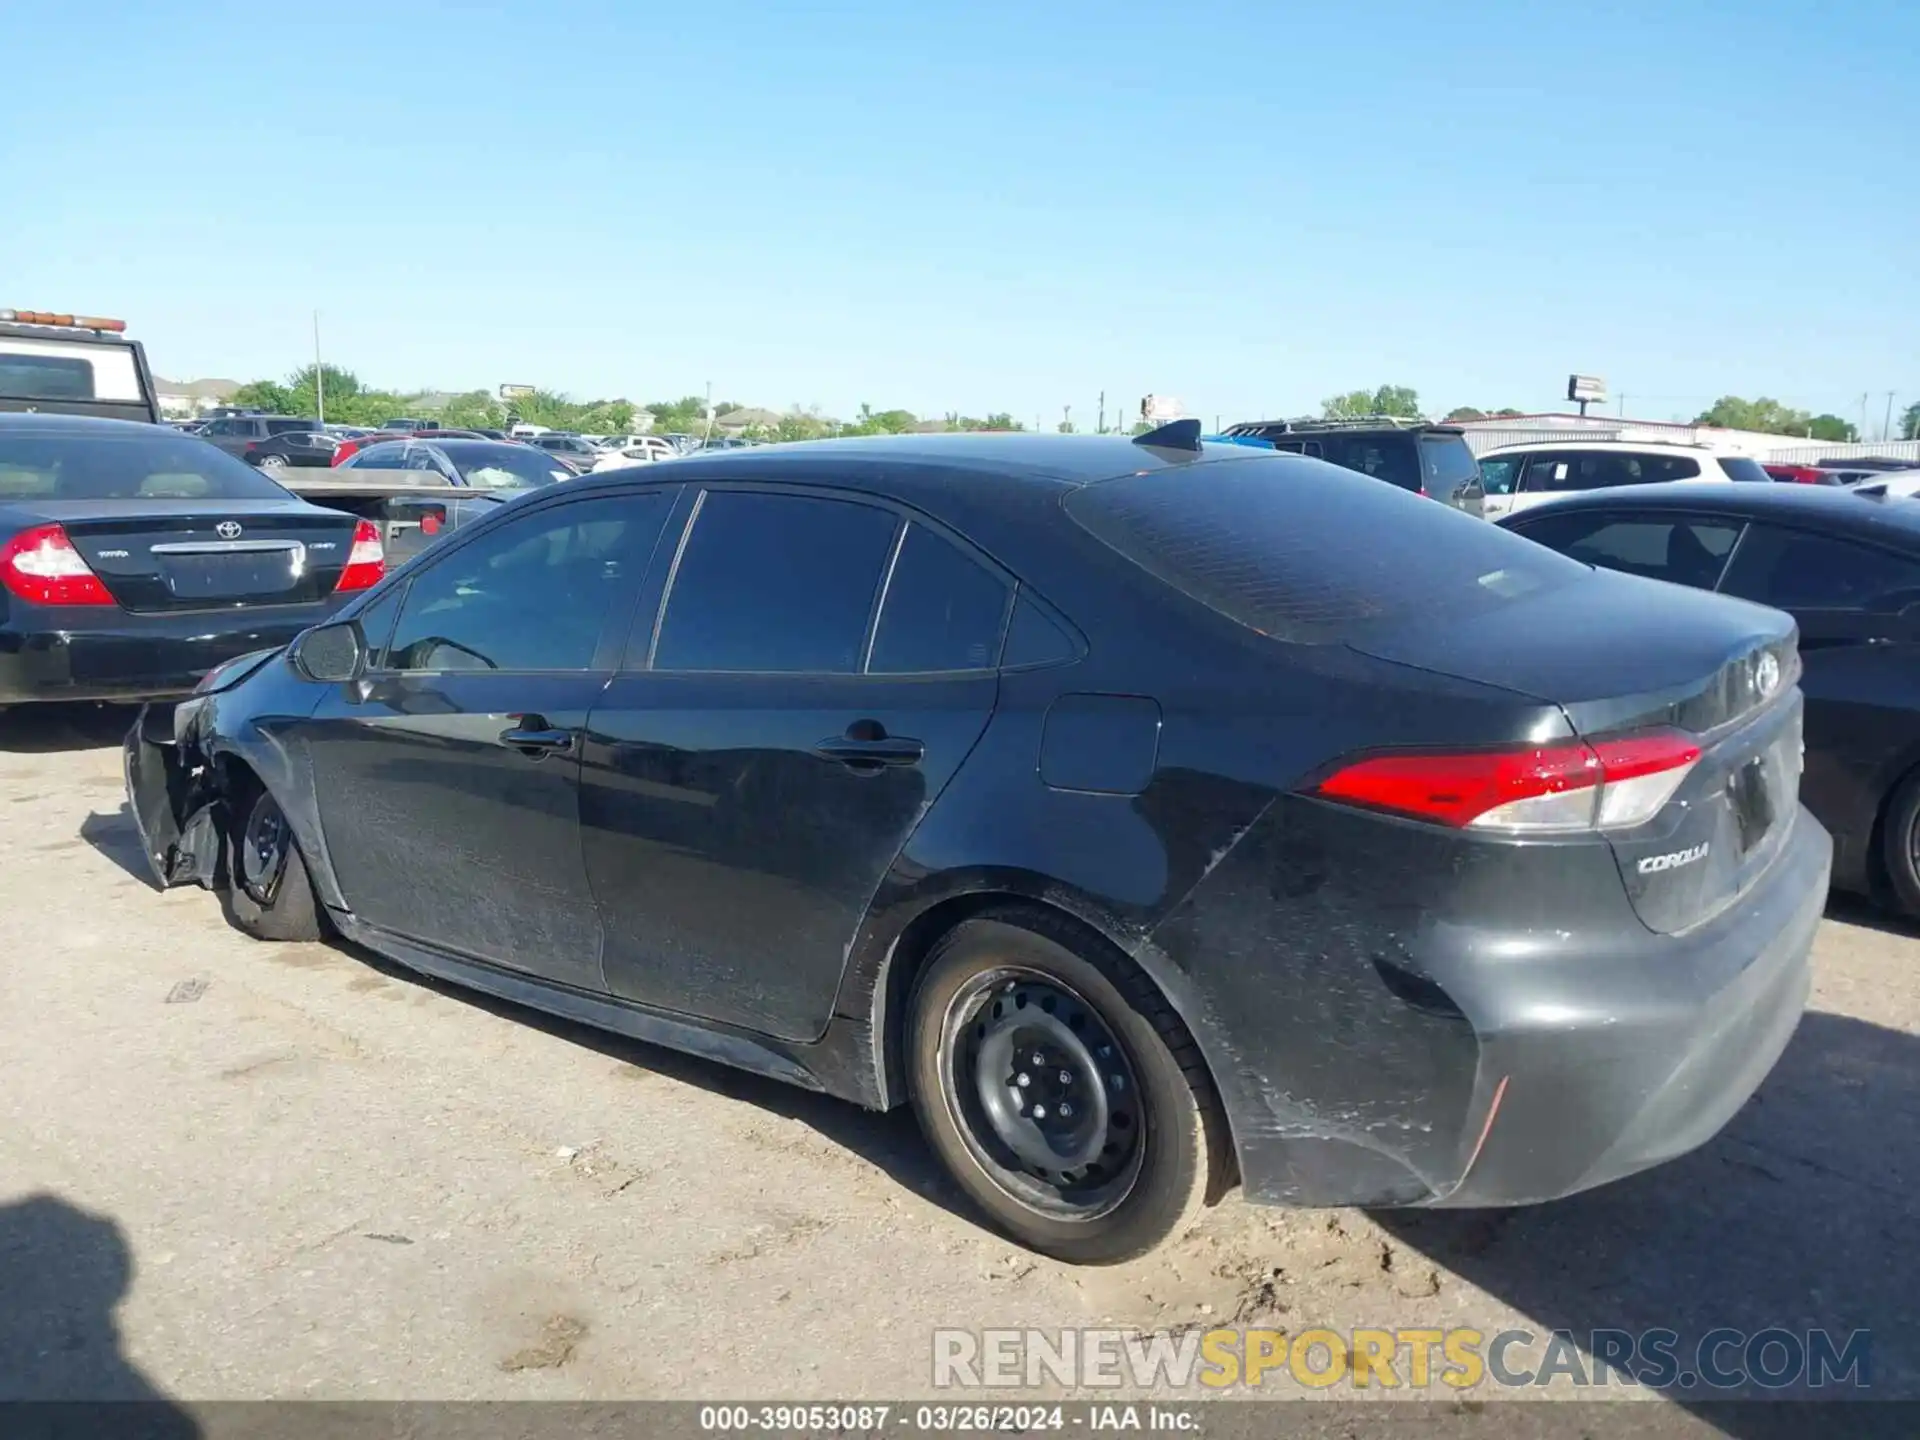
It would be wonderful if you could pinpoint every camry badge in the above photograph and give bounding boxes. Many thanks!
[216,520,243,539]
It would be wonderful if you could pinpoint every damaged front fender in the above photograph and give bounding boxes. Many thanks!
[124,698,227,890]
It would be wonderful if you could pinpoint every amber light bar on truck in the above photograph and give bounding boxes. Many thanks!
[0,309,128,333]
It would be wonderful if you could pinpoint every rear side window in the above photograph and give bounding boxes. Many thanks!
[1720,527,1920,612]
[265,417,314,435]
[1523,452,1698,491]
[653,490,898,672]
[1312,433,1421,492]
[0,353,93,400]
[1510,511,1743,591]
[868,523,1010,673]
[1065,456,1585,644]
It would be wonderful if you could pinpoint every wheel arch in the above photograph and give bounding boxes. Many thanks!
[849,876,1241,1187]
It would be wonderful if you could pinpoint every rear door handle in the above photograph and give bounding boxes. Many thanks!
[813,735,925,769]
[501,716,576,758]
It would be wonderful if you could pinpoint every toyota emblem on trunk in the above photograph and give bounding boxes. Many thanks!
[216,521,243,539]
[1755,651,1781,698]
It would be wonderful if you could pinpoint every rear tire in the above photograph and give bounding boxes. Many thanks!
[258,454,288,475]
[906,913,1228,1264]
[224,788,323,942]
[1879,771,1920,920]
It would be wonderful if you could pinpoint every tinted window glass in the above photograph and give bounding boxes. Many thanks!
[1511,512,1743,591]
[1720,527,1920,612]
[1002,591,1079,668]
[384,494,656,672]
[1313,434,1421,491]
[1419,435,1481,493]
[0,354,93,400]
[1523,451,1699,492]
[345,443,408,469]
[265,417,314,435]
[0,430,291,500]
[869,523,1010,673]
[1066,457,1585,644]
[1717,456,1772,484]
[436,441,568,490]
[353,584,405,668]
[654,491,898,672]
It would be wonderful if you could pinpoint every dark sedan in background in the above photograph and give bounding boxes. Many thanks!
[128,430,1825,1262]
[0,413,383,705]
[1502,481,1920,916]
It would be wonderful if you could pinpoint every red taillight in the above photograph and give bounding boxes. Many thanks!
[0,523,115,606]
[1311,731,1701,834]
[333,519,386,592]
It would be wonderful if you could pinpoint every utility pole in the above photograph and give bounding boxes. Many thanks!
[702,381,715,445]
[1861,393,1870,440]
[313,311,325,425]
[1097,390,1106,435]
[1885,391,1897,443]
[1062,404,1072,434]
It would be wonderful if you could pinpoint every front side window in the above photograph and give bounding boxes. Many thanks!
[1720,527,1920,612]
[868,522,1011,673]
[1478,456,1520,496]
[381,494,660,672]
[1510,511,1744,591]
[652,490,898,672]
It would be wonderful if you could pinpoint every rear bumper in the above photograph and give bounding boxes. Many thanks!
[1432,811,1826,1206]
[0,602,342,704]
[1150,797,1831,1211]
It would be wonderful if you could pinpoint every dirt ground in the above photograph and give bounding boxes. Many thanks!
[2,703,1915,1426]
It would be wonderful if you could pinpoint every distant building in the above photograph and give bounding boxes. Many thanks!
[713,407,784,434]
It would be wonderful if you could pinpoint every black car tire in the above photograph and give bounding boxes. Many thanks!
[224,789,324,943]
[1880,770,1920,920]
[906,913,1228,1264]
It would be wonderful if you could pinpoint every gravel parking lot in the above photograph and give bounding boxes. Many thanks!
[3,703,1916,1424]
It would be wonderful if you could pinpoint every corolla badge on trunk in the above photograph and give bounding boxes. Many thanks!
[1639,842,1709,874]
[216,521,243,539]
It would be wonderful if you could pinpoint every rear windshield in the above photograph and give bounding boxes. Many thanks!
[1718,456,1773,484]
[0,430,291,500]
[1418,433,1480,491]
[436,441,569,489]
[0,339,144,403]
[1064,454,1586,644]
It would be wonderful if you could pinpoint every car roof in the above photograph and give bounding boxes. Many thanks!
[0,412,179,438]
[1504,479,1920,546]
[562,432,1274,501]
[1480,438,1748,459]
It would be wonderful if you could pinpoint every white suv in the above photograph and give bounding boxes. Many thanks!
[1477,440,1773,521]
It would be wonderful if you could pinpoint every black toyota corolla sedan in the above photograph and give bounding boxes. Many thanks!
[1501,481,1920,919]
[0,413,385,706]
[126,426,1829,1262]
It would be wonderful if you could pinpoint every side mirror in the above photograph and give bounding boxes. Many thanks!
[290,620,366,683]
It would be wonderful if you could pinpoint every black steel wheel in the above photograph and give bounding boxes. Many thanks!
[907,912,1229,1264]
[939,968,1146,1220]
[225,787,323,942]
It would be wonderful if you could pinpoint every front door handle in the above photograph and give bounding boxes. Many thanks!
[814,732,925,770]
[501,715,576,758]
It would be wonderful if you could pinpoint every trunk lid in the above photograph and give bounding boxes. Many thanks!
[1351,566,1803,933]
[22,499,360,612]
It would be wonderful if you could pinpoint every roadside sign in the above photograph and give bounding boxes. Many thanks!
[1141,395,1185,423]
[1566,374,1607,405]
[498,384,536,400]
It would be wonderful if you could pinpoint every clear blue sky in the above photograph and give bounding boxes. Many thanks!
[4,0,1914,431]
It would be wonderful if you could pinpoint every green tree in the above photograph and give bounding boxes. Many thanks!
[1323,385,1421,420]
[1901,401,1920,441]
[230,379,292,414]
[982,412,1023,431]
[774,407,831,443]
[1806,414,1858,443]
[438,390,507,431]
[1693,396,1815,436]
[1444,406,1487,423]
